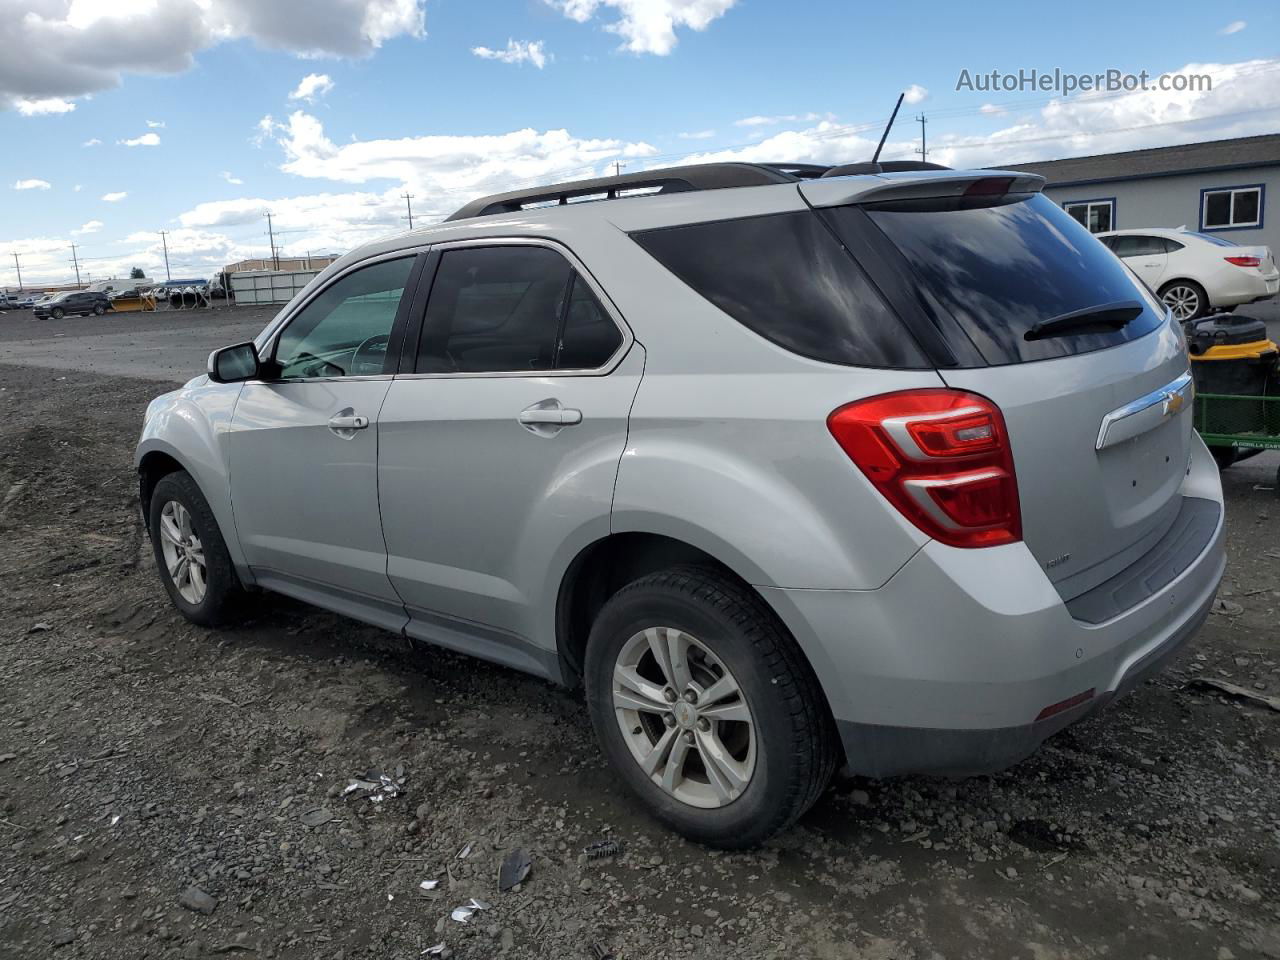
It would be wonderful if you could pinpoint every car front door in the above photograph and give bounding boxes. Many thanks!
[376,241,642,675]
[227,252,424,631]
[1111,235,1169,289]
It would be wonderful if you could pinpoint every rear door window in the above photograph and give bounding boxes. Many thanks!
[827,192,1165,365]
[415,245,623,373]
[632,212,928,369]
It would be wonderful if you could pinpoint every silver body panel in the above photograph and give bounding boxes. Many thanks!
[137,169,1226,775]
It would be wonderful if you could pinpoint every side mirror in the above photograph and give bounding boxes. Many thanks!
[208,341,260,383]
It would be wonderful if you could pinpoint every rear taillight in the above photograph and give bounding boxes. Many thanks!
[827,389,1022,548]
[1224,256,1262,268]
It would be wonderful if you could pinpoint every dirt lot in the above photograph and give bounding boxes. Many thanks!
[2,311,1279,959]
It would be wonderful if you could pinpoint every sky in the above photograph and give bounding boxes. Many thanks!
[1,0,1278,287]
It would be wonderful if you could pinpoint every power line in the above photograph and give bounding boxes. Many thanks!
[68,244,82,287]
[401,192,416,229]
[915,113,928,160]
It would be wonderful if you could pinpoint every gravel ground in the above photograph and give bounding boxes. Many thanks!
[1,349,1279,960]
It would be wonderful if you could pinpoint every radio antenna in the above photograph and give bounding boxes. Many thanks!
[871,92,906,164]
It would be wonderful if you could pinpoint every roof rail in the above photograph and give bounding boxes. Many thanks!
[444,162,801,221]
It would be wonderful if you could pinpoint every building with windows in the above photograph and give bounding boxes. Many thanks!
[1008,134,1277,252]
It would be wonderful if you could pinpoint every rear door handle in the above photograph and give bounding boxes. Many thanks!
[518,408,582,425]
[518,400,582,434]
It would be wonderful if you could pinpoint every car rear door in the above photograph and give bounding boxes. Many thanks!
[226,252,425,631]
[1111,235,1170,289]
[809,178,1195,603]
[376,240,642,673]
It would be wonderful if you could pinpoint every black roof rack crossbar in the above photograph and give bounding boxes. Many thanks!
[444,162,802,221]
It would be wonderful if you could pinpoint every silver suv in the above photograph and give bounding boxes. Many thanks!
[137,162,1225,847]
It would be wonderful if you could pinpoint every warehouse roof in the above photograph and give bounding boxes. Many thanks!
[1004,134,1280,187]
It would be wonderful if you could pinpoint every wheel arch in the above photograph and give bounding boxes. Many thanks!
[554,534,840,736]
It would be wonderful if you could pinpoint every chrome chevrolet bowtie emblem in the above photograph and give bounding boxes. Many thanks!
[1163,390,1186,416]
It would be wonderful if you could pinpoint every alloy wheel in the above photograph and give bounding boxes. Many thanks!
[158,500,207,604]
[612,626,756,808]
[1162,284,1201,321]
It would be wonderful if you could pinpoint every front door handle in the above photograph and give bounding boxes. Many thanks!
[328,409,370,438]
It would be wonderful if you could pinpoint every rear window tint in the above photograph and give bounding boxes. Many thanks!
[632,212,928,369]
[840,193,1165,365]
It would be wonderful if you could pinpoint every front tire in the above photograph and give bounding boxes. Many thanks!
[51,307,64,319]
[148,471,245,626]
[584,566,838,848]
[1160,280,1208,322]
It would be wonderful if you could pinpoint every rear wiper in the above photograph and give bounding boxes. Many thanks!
[1024,300,1144,341]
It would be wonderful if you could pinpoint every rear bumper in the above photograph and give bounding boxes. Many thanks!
[1211,269,1279,306]
[833,579,1215,777]
[761,434,1225,778]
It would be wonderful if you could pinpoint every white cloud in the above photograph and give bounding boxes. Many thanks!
[73,184,83,192]
[14,97,75,115]
[146,119,165,128]
[119,132,161,147]
[903,84,928,105]
[221,171,244,185]
[0,0,425,112]
[73,220,104,235]
[252,114,276,146]
[265,111,656,219]
[1219,20,1246,35]
[979,103,1006,116]
[548,0,737,55]
[14,179,52,190]
[678,129,715,139]
[471,40,548,69]
[734,112,827,127]
[102,191,128,202]
[684,58,1280,173]
[82,137,101,146]
[288,73,335,102]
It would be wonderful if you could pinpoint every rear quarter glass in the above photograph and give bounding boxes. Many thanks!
[831,193,1166,366]
[631,211,930,369]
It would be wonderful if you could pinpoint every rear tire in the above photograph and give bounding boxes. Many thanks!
[1159,280,1208,322]
[93,304,105,316]
[584,565,838,848]
[148,471,245,626]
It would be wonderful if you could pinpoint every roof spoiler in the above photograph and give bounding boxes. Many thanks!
[801,169,1046,208]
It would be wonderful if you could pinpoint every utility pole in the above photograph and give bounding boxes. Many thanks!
[401,192,415,230]
[69,244,82,287]
[915,113,928,161]
[159,230,172,282]
[12,253,22,291]
[264,211,279,270]
[612,160,626,177]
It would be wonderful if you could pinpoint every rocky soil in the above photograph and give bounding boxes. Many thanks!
[1,358,1278,960]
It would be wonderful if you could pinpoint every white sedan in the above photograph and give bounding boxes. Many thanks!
[1096,228,1279,321]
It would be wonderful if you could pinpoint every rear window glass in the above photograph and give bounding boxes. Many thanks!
[841,193,1165,365]
[632,212,928,369]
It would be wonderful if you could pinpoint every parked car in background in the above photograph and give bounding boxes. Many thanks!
[137,162,1225,847]
[14,293,39,309]
[0,292,21,310]
[33,290,111,319]
[1097,228,1279,321]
